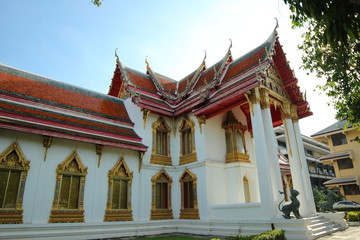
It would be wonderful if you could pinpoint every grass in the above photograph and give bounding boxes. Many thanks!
[135,235,205,240]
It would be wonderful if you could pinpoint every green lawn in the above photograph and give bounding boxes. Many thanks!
[136,235,206,240]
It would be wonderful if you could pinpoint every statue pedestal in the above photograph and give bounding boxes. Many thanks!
[318,212,348,229]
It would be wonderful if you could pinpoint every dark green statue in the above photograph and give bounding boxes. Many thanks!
[278,189,302,219]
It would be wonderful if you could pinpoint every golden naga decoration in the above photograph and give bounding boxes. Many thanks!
[96,144,104,167]
[43,136,52,161]
[196,115,206,134]
[142,108,150,129]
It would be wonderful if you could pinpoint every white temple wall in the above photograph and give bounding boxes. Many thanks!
[203,114,226,163]
[0,128,141,224]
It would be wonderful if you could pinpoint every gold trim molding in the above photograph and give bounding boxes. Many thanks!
[150,169,173,220]
[104,156,133,221]
[0,142,30,224]
[179,169,200,220]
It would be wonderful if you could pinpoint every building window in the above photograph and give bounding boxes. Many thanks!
[331,133,347,146]
[343,184,360,195]
[150,117,172,165]
[179,117,197,165]
[222,111,249,163]
[150,169,173,220]
[104,156,133,221]
[179,169,199,219]
[49,151,87,223]
[0,142,30,224]
[337,158,354,170]
[243,176,251,203]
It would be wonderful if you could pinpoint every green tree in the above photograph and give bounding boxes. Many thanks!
[284,0,360,130]
[92,0,102,7]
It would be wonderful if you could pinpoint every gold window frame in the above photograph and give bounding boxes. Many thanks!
[222,111,250,163]
[150,169,173,220]
[178,117,197,165]
[0,142,30,224]
[150,117,172,165]
[49,151,87,223]
[179,168,199,219]
[104,156,133,221]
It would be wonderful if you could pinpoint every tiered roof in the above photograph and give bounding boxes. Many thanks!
[109,28,312,129]
[0,64,147,151]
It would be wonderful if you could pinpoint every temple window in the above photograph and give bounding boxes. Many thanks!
[179,169,199,219]
[337,157,354,170]
[49,151,87,223]
[104,156,133,221]
[150,117,172,165]
[243,176,251,203]
[0,142,30,224]
[331,133,347,146]
[150,169,173,220]
[222,111,250,163]
[179,117,197,165]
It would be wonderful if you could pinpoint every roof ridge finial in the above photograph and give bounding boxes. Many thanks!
[115,48,120,63]
[203,50,207,62]
[145,55,150,70]
[228,38,233,52]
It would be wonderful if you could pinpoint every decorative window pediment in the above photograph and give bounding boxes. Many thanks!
[179,117,197,165]
[222,111,250,163]
[0,142,30,224]
[49,151,87,223]
[179,169,199,219]
[150,117,172,165]
[150,169,173,220]
[104,156,133,221]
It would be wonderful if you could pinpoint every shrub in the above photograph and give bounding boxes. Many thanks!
[346,212,360,222]
[335,207,360,212]
[227,229,286,240]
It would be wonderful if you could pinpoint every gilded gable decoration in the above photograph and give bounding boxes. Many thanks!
[179,169,199,219]
[150,169,173,220]
[104,156,133,221]
[49,151,87,223]
[0,142,30,224]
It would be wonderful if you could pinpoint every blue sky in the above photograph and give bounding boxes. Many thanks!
[1,0,336,136]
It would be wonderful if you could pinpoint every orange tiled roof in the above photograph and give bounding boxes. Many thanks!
[108,29,311,120]
[0,65,147,151]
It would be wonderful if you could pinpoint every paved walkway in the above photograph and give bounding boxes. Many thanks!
[317,226,360,240]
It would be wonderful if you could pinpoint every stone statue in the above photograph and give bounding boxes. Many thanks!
[319,189,336,212]
[278,189,302,219]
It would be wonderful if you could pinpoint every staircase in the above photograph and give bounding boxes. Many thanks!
[307,215,345,239]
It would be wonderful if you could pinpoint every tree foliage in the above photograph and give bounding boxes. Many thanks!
[92,0,102,7]
[284,0,360,129]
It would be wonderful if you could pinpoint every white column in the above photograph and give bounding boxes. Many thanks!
[261,107,284,204]
[283,118,312,217]
[250,102,277,218]
[293,121,316,214]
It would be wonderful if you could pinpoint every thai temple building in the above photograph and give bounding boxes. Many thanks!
[0,28,346,239]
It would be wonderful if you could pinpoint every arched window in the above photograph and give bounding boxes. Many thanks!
[49,151,87,223]
[0,142,30,224]
[150,117,172,165]
[243,176,251,203]
[179,117,197,165]
[150,169,173,220]
[104,156,133,221]
[222,111,249,163]
[179,169,199,219]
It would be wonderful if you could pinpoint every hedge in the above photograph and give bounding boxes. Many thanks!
[345,212,360,222]
[226,229,286,240]
[335,207,360,212]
